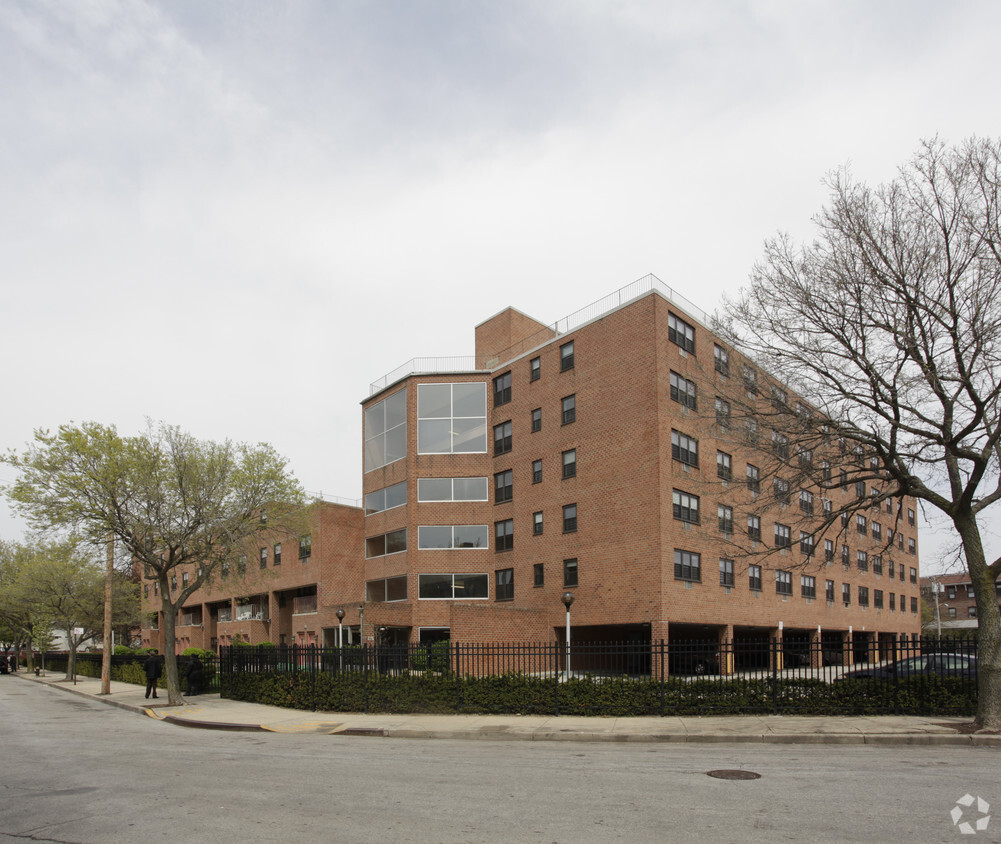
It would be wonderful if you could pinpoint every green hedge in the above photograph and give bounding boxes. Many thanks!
[45,654,219,692]
[219,670,977,717]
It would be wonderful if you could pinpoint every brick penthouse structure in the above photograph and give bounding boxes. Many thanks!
[143,275,922,660]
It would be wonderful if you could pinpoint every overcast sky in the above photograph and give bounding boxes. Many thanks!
[2,0,998,572]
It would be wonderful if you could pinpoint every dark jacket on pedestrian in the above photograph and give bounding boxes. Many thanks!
[185,656,203,682]
[144,654,163,681]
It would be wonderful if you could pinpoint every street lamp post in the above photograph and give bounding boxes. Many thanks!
[358,605,365,645]
[561,591,575,680]
[336,608,345,672]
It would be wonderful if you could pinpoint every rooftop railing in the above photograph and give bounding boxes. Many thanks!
[368,273,709,394]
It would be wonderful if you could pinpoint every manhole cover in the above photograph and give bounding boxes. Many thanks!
[706,769,761,780]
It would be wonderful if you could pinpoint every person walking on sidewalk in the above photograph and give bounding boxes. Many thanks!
[144,652,163,699]
[185,654,203,697]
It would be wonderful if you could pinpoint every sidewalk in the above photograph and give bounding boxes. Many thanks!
[11,671,1001,745]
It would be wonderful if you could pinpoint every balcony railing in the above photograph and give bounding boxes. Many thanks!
[293,595,317,615]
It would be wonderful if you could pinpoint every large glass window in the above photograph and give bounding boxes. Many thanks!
[417,525,489,549]
[364,388,407,471]
[418,573,489,599]
[417,477,489,502]
[365,529,407,558]
[365,481,407,515]
[366,576,408,602]
[417,383,487,454]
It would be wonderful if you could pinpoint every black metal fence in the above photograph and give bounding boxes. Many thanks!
[219,637,979,717]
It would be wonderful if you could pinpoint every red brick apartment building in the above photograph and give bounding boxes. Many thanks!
[143,276,922,658]
[921,572,1001,634]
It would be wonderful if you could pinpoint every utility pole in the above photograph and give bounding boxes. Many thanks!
[100,535,113,694]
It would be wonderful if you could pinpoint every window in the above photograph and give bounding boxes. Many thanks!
[825,539,834,562]
[748,564,762,591]
[720,558,734,587]
[495,519,514,552]
[365,528,408,558]
[840,469,848,488]
[774,523,791,548]
[533,563,544,587]
[908,538,916,555]
[494,470,513,503]
[493,421,512,455]
[259,547,268,569]
[274,543,282,566]
[746,464,760,493]
[874,589,884,609]
[889,592,896,611]
[857,550,868,571]
[888,560,895,580]
[668,313,695,353]
[672,430,699,467]
[800,532,814,557]
[841,512,849,527]
[907,508,915,526]
[773,477,790,505]
[366,576,408,602]
[856,514,867,535]
[898,533,905,550]
[772,431,789,460]
[911,596,918,613]
[886,499,893,514]
[799,490,814,514]
[872,556,883,576]
[563,558,579,587]
[561,395,576,425]
[841,544,850,567]
[365,388,408,471]
[365,481,408,514]
[715,397,731,429]
[744,417,759,444]
[418,477,489,502]
[714,344,730,375]
[533,511,543,535]
[948,606,957,619]
[822,497,832,517]
[495,568,514,601]
[532,460,543,484]
[560,341,575,371]
[418,525,489,549]
[299,535,312,559]
[743,365,758,394]
[776,570,792,595]
[858,586,870,608]
[718,505,733,534]
[530,356,541,381]
[947,585,957,599]
[747,515,761,542]
[842,584,851,605]
[969,606,978,618]
[563,504,578,533]
[717,450,732,481]
[562,449,577,479]
[670,371,698,409]
[771,386,788,410]
[416,383,487,455]
[531,408,542,433]
[909,567,917,584]
[855,481,866,499]
[674,549,701,582]
[171,574,177,592]
[801,575,816,599]
[418,573,489,600]
[798,446,813,468]
[672,490,700,524]
[826,580,835,602]
[182,571,189,589]
[822,460,832,482]
[493,372,512,407]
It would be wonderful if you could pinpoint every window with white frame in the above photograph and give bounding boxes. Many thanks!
[365,481,408,515]
[417,383,487,454]
[417,477,489,502]
[364,388,407,471]
[418,525,489,550]
[418,573,489,599]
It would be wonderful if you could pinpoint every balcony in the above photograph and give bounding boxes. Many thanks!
[293,595,317,615]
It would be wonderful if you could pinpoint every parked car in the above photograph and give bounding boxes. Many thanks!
[669,642,720,676]
[841,653,977,680]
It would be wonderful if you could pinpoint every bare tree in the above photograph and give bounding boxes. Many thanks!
[718,137,1001,730]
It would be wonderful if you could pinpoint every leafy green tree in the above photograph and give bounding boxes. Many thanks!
[720,138,1001,730]
[3,422,304,704]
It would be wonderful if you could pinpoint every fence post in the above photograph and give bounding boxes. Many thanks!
[363,644,370,714]
[455,642,461,715]
[771,638,779,716]
[554,641,560,717]
[659,639,666,718]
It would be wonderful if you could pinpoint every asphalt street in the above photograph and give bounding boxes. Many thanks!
[0,679,997,843]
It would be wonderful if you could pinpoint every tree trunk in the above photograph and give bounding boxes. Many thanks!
[159,580,183,704]
[100,536,113,694]
[64,633,76,683]
[954,510,1001,731]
